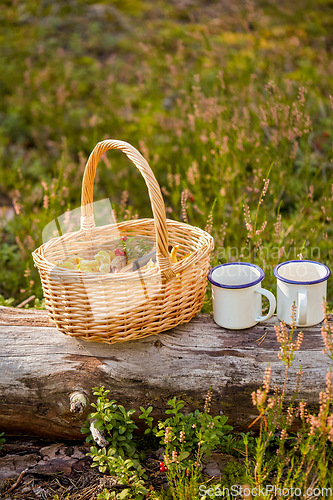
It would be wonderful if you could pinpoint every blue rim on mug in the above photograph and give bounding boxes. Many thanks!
[207,262,265,289]
[273,260,331,285]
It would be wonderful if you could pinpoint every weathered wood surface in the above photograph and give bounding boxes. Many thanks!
[0,306,332,440]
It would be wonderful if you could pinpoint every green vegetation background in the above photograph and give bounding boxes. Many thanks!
[0,0,332,311]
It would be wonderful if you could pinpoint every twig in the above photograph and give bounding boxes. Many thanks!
[258,335,267,346]
[231,447,246,456]
[248,413,262,428]
[254,332,267,345]
[4,467,28,494]
[17,295,35,308]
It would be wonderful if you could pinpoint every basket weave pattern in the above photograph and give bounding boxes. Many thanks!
[32,140,214,344]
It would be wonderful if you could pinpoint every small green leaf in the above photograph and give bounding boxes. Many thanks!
[118,488,131,499]
[137,485,149,494]
[179,451,190,461]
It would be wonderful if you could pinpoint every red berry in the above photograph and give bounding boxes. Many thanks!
[121,236,127,241]
[115,249,125,256]
[159,462,164,467]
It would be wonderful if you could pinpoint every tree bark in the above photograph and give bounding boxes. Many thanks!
[0,306,331,440]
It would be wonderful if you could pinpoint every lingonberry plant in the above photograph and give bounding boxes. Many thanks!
[150,390,233,465]
[81,386,139,459]
[82,386,234,499]
[81,387,148,500]
[95,455,148,500]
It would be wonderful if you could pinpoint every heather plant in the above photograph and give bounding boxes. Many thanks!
[157,461,203,500]
[321,302,333,361]
[244,307,333,497]
[0,0,333,310]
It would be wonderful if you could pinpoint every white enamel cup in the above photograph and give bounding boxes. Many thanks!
[207,263,276,330]
[274,260,331,327]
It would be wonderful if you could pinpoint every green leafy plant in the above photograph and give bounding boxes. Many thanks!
[95,455,148,500]
[89,446,146,478]
[0,295,14,307]
[0,432,5,451]
[139,405,155,435]
[219,431,256,458]
[147,391,233,463]
[33,297,45,309]
[81,386,147,499]
[219,461,248,488]
[81,386,139,459]
[83,387,235,499]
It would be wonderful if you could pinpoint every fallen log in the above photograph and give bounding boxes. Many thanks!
[0,306,331,440]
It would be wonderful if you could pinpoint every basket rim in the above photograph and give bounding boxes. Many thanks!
[32,218,214,280]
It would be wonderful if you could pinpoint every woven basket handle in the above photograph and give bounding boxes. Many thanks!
[81,139,175,282]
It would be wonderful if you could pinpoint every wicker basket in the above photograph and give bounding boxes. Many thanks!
[32,140,214,344]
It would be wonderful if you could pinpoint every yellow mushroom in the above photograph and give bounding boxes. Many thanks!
[180,253,192,260]
[78,260,100,272]
[170,245,180,264]
[140,259,157,271]
[99,263,111,273]
[57,261,77,270]
[94,250,111,265]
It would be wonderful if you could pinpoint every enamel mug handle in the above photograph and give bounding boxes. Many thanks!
[255,288,276,322]
[297,290,307,325]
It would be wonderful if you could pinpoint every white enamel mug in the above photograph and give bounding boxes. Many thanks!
[274,260,331,327]
[207,263,276,330]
